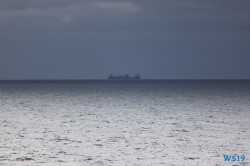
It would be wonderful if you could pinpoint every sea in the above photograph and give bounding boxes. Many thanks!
[0,80,249,166]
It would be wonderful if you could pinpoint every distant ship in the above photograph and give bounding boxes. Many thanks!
[108,73,141,80]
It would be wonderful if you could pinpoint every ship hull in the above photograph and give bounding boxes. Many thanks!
[108,77,140,80]
[108,74,141,80]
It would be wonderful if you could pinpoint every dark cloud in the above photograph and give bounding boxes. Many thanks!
[0,0,250,79]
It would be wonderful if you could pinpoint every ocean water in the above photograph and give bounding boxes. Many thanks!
[0,80,249,166]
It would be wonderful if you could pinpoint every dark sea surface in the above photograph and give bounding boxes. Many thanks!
[0,80,249,165]
[1,80,250,97]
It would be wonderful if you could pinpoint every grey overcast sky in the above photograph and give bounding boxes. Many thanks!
[0,0,250,79]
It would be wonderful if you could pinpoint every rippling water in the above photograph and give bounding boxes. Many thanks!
[0,80,249,166]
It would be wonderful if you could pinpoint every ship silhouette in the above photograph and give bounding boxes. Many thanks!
[108,73,141,80]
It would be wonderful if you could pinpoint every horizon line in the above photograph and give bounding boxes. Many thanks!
[0,78,250,81]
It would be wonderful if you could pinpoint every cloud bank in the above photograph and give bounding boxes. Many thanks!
[0,0,250,79]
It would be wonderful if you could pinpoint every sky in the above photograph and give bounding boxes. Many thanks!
[0,0,250,79]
